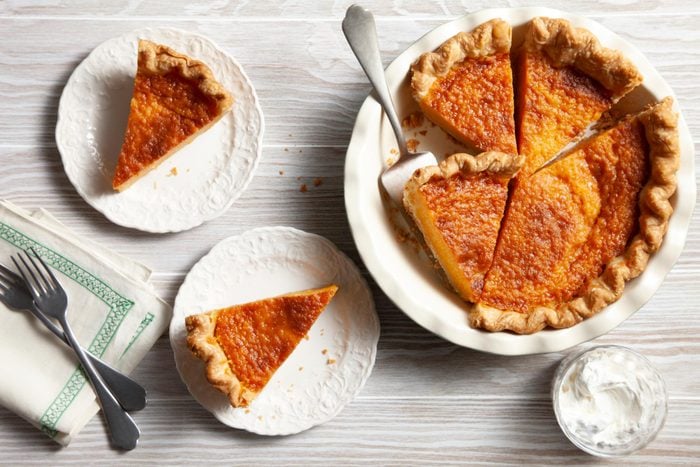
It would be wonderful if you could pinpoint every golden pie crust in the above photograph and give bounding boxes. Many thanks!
[411,19,517,154]
[403,152,523,302]
[471,98,679,334]
[185,285,338,407]
[112,40,234,191]
[516,17,643,175]
[523,17,642,98]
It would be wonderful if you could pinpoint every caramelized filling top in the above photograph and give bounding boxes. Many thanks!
[213,288,335,391]
[424,53,517,154]
[113,59,222,188]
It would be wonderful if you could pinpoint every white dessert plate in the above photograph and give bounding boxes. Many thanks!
[170,227,380,435]
[56,28,263,233]
[344,7,695,355]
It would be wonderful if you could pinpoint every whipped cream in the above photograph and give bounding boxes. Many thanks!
[555,346,666,454]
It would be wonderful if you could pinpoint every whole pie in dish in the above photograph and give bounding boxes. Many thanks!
[516,17,642,175]
[473,98,679,333]
[411,19,517,154]
[185,285,338,407]
[403,17,681,334]
[403,152,523,302]
[112,40,234,191]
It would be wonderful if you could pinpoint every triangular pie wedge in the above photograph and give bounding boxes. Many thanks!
[403,152,524,302]
[473,98,679,334]
[411,19,517,154]
[112,40,234,191]
[516,17,642,176]
[185,285,338,408]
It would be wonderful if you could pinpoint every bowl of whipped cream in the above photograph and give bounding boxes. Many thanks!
[552,345,668,457]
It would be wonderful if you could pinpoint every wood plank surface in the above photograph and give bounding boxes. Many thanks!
[0,1,698,464]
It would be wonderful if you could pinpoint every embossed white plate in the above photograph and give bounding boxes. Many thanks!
[56,28,263,233]
[170,227,380,435]
[344,7,695,355]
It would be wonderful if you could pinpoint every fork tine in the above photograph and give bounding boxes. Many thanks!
[13,254,45,297]
[0,263,22,286]
[23,250,52,292]
[29,247,59,289]
[12,256,40,298]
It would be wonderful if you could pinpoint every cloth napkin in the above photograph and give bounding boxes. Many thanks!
[0,200,171,445]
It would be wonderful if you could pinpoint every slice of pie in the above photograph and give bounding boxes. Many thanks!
[516,17,642,175]
[403,152,523,302]
[472,98,679,333]
[185,285,338,407]
[411,19,517,154]
[112,40,234,191]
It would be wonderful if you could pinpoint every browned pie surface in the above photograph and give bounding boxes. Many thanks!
[480,119,648,312]
[213,285,337,393]
[112,44,225,190]
[413,172,510,302]
[421,53,517,154]
[516,51,613,175]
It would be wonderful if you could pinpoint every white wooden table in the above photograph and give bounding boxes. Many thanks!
[1,1,698,464]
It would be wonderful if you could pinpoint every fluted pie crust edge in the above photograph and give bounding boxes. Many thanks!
[469,97,680,334]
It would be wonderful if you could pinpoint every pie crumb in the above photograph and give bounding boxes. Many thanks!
[313,178,323,187]
[327,358,336,365]
[300,184,308,193]
[258,416,263,421]
[279,170,285,175]
[298,366,304,371]
[386,157,397,167]
[402,111,424,129]
[304,334,309,341]
[322,348,328,355]
[167,167,178,176]
[245,409,250,414]
[407,138,420,152]
[419,130,428,136]
[390,148,399,155]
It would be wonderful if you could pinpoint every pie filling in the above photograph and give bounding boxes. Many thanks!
[112,40,233,191]
[213,288,337,393]
[113,71,223,188]
[185,285,338,407]
[516,51,613,176]
[422,53,517,154]
[480,119,648,313]
[408,171,510,302]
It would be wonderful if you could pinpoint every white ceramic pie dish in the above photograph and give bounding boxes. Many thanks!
[344,7,695,355]
[56,28,264,233]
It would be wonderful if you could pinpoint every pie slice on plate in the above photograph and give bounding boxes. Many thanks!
[185,285,338,407]
[473,98,679,333]
[411,19,518,154]
[403,152,524,302]
[516,17,643,175]
[112,40,234,191]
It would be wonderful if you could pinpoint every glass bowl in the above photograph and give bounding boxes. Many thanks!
[552,345,667,457]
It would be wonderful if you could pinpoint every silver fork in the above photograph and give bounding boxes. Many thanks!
[12,248,140,450]
[343,5,438,206]
[0,262,146,412]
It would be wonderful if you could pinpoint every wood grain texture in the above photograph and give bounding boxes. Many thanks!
[0,1,699,464]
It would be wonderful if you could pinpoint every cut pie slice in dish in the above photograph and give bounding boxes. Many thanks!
[472,98,679,334]
[112,40,234,191]
[515,17,643,175]
[185,285,338,407]
[411,19,517,154]
[403,152,524,303]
